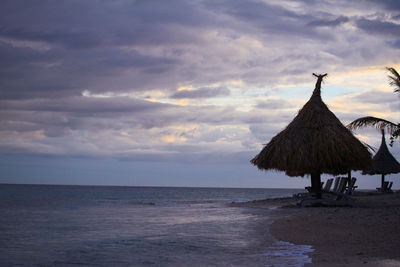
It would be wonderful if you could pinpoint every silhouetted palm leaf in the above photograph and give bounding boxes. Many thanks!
[387,67,400,94]
[347,116,399,146]
[347,116,398,133]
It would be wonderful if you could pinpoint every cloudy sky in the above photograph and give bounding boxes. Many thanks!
[1,0,400,189]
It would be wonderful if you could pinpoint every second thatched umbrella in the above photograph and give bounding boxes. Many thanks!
[251,74,372,198]
[363,129,400,188]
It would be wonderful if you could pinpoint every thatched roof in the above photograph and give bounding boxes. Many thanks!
[251,73,372,177]
[363,130,400,175]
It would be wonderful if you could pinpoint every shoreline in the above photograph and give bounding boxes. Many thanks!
[232,192,400,266]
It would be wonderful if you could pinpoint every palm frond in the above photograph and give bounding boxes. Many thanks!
[361,140,377,153]
[386,67,400,94]
[390,127,400,146]
[347,116,399,135]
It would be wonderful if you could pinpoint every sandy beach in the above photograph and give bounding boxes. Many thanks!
[234,192,400,266]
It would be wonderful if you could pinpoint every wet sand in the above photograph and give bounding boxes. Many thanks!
[234,192,400,266]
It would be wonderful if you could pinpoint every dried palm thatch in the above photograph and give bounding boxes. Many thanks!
[251,73,372,196]
[363,130,400,187]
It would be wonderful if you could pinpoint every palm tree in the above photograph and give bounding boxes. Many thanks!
[347,67,400,146]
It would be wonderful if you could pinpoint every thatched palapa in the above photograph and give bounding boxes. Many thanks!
[251,73,372,196]
[363,129,400,188]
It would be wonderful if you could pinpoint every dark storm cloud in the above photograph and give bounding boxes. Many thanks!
[205,0,321,38]
[0,0,214,48]
[0,0,217,100]
[171,87,230,99]
[356,18,400,36]
[0,42,178,99]
[308,16,349,27]
[365,0,400,11]
[0,96,170,113]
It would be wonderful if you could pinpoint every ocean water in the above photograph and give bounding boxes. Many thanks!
[0,184,313,266]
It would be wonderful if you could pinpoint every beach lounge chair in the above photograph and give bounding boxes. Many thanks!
[336,177,348,194]
[295,177,341,199]
[294,180,329,199]
[387,182,393,192]
[377,181,393,193]
[322,178,334,192]
[345,177,358,195]
[321,176,347,195]
[298,177,356,207]
[332,177,341,193]
[377,181,389,192]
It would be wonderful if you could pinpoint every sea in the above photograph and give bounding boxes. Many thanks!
[0,184,314,267]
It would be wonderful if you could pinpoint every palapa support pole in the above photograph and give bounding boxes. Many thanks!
[311,172,322,199]
[380,129,386,189]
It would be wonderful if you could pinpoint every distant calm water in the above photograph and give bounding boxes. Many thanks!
[0,184,313,266]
